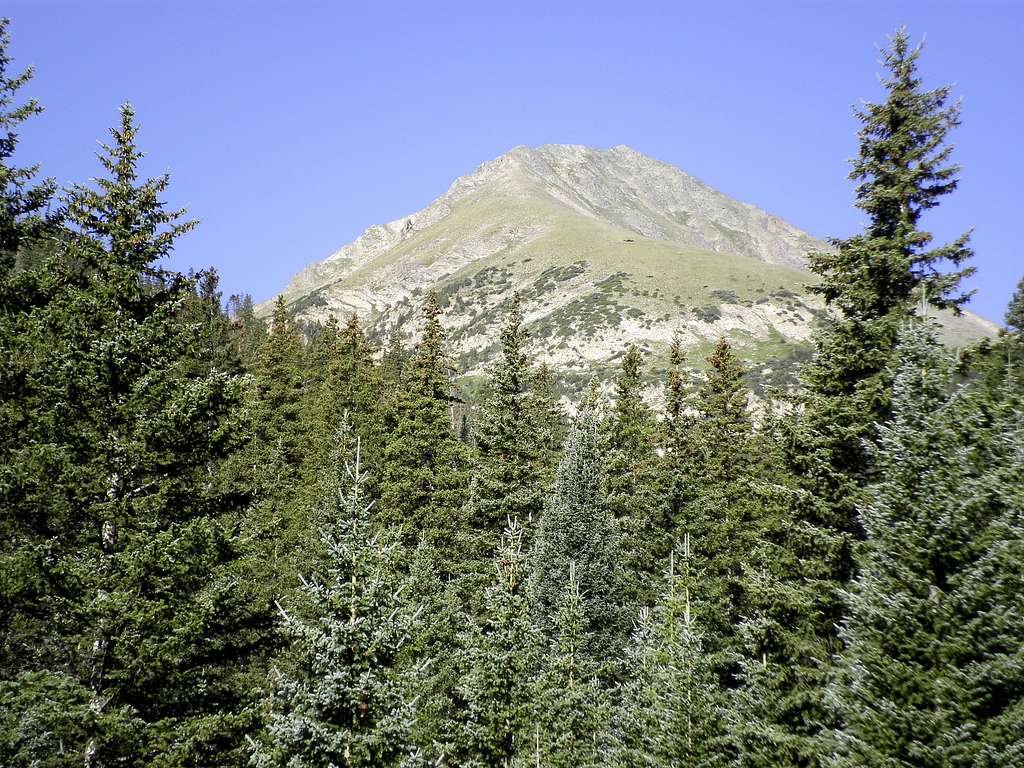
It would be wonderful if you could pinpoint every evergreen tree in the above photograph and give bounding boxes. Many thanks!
[797,26,975,548]
[612,538,726,768]
[300,313,385,506]
[1,105,269,766]
[603,346,662,600]
[1005,274,1024,332]
[0,16,55,283]
[830,320,1024,767]
[726,562,828,768]
[473,294,546,544]
[443,519,540,768]
[671,339,757,662]
[226,292,267,366]
[251,441,422,768]
[251,296,306,470]
[0,15,59,683]
[532,388,626,659]
[658,336,695,559]
[526,361,567,484]
[532,563,610,768]
[378,291,471,562]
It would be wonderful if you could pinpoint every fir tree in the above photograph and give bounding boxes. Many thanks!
[830,320,1024,766]
[532,389,626,660]
[532,563,610,768]
[251,441,421,768]
[612,538,726,768]
[443,519,540,768]
[473,294,546,545]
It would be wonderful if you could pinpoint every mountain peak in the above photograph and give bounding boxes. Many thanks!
[261,145,994,387]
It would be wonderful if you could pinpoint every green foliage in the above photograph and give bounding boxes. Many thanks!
[472,293,547,550]
[612,539,726,768]
[799,26,976,542]
[1005,274,1024,332]
[378,291,471,562]
[0,16,55,278]
[602,346,663,602]
[532,390,626,660]
[532,565,611,768]
[252,443,421,768]
[1,104,269,766]
[829,321,1024,767]
[443,519,540,768]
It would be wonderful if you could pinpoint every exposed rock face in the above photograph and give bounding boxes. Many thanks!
[261,144,997,390]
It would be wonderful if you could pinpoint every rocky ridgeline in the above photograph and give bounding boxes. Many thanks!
[260,145,997,392]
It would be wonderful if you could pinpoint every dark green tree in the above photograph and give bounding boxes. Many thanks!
[532,564,611,768]
[378,291,471,562]
[0,15,59,683]
[526,361,567,484]
[1,105,269,767]
[602,345,662,600]
[798,26,975,545]
[612,538,726,768]
[0,16,55,283]
[472,294,546,546]
[1005,274,1024,332]
[443,519,540,768]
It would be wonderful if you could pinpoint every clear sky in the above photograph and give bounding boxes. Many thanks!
[6,0,1022,322]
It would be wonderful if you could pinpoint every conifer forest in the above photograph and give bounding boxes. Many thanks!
[2,17,1023,768]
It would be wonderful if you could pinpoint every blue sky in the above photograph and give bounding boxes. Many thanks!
[6,0,1022,322]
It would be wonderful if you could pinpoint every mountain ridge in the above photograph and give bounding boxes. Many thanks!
[260,144,997,390]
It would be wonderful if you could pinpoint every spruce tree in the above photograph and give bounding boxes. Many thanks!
[798,26,975,547]
[532,563,610,768]
[472,294,546,545]
[443,519,540,768]
[532,389,626,659]
[830,320,1024,767]
[251,296,307,470]
[1005,274,1024,332]
[0,17,55,282]
[612,538,726,768]
[671,339,757,662]
[1,105,270,766]
[251,442,422,768]
[526,361,567,484]
[0,15,59,683]
[602,345,662,600]
[378,291,471,563]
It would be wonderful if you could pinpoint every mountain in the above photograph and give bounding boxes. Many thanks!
[260,144,998,391]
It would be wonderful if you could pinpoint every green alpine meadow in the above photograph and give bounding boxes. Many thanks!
[2,11,1022,768]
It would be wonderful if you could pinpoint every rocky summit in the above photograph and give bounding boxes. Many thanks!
[261,144,997,391]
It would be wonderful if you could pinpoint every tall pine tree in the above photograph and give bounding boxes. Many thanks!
[378,291,471,564]
[251,440,422,768]
[472,294,546,547]
[1,105,270,766]
[532,388,626,660]
[830,320,1024,767]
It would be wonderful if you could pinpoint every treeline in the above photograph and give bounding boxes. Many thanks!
[2,20,1023,768]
